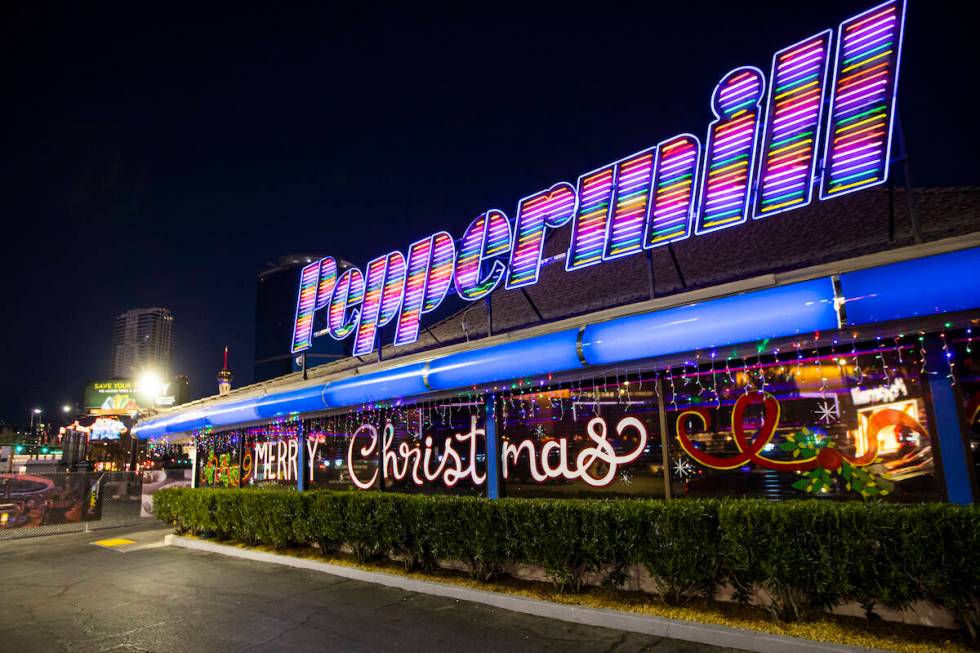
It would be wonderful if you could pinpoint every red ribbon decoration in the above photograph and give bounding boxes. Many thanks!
[676,391,818,471]
[675,390,933,472]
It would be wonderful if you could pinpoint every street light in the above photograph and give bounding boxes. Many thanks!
[137,370,165,401]
[62,405,72,414]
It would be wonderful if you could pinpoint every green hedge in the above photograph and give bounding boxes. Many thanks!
[153,488,980,640]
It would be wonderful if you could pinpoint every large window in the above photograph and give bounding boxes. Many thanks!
[306,400,486,496]
[499,386,666,499]
[664,341,940,501]
[191,337,949,502]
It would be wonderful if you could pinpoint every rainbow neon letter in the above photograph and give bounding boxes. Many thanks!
[695,67,766,234]
[454,210,513,301]
[565,164,615,270]
[755,30,833,218]
[505,183,577,289]
[353,252,407,356]
[820,0,905,199]
[394,231,456,346]
[644,134,701,248]
[291,257,338,353]
[328,267,365,340]
[604,148,656,260]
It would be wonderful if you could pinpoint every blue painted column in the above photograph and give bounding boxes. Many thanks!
[296,419,306,492]
[190,435,199,489]
[485,394,500,499]
[924,335,975,504]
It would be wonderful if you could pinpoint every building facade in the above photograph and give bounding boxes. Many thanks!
[134,0,980,504]
[112,308,174,379]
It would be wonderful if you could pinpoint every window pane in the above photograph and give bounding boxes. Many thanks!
[665,341,941,501]
[500,383,666,499]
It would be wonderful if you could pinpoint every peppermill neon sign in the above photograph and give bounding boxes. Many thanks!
[293,0,906,356]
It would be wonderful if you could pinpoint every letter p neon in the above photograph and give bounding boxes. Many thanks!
[393,231,455,347]
[353,251,407,356]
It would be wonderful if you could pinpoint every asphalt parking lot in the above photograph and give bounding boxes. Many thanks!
[0,523,739,652]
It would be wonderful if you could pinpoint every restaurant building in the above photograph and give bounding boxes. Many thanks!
[135,0,980,504]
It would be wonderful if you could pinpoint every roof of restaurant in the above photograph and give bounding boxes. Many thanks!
[393,186,980,353]
[161,186,980,413]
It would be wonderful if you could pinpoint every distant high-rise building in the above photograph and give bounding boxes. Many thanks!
[112,308,174,379]
[254,255,352,383]
[172,374,191,406]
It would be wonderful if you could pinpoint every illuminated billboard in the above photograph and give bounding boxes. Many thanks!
[84,380,176,415]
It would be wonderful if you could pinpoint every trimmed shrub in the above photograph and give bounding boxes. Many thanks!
[504,498,626,592]
[153,488,980,642]
[636,499,722,604]
[719,500,849,621]
[905,504,980,642]
[306,491,347,554]
[430,495,509,581]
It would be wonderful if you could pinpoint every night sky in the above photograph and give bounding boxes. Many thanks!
[1,1,977,424]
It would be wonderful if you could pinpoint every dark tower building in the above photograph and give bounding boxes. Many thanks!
[253,255,352,383]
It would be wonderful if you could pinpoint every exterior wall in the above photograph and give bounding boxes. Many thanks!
[190,330,975,503]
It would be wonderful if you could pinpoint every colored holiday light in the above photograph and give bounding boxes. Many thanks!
[822,0,905,198]
[644,135,701,248]
[328,267,365,340]
[506,183,577,289]
[695,67,766,234]
[291,260,321,352]
[604,148,656,260]
[566,165,615,270]
[454,210,513,300]
[394,231,456,346]
[755,30,832,218]
[354,252,407,356]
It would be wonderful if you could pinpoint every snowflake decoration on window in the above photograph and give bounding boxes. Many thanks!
[533,424,547,440]
[813,399,840,424]
[672,456,696,480]
[619,471,633,486]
